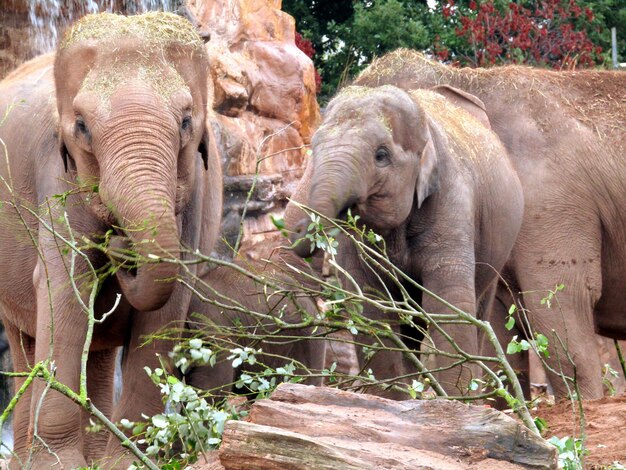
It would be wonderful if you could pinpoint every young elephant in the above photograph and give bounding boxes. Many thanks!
[0,13,222,468]
[183,264,326,396]
[353,49,626,400]
[288,85,524,397]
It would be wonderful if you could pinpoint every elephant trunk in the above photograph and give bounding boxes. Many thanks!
[291,156,362,258]
[100,141,180,312]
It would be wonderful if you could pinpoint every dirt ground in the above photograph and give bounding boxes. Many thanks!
[536,394,626,468]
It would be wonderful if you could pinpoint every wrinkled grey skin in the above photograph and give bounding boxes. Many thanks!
[353,49,626,400]
[288,85,524,398]
[184,264,326,395]
[0,31,222,470]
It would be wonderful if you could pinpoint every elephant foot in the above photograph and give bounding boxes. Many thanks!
[84,428,111,464]
[98,452,149,470]
[100,442,145,470]
[20,447,87,470]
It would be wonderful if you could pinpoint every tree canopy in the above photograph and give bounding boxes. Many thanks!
[284,0,626,100]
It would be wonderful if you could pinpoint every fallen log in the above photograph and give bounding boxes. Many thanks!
[218,383,557,469]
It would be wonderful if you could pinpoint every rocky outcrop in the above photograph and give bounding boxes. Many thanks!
[185,0,320,258]
[193,383,558,470]
[0,0,33,79]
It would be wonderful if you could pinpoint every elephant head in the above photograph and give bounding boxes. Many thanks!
[290,85,438,256]
[54,13,210,311]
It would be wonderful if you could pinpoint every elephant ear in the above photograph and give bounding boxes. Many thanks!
[416,133,439,209]
[198,129,210,171]
[431,85,491,129]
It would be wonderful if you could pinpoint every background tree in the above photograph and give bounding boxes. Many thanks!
[283,0,625,100]
[432,0,620,68]
[283,0,431,99]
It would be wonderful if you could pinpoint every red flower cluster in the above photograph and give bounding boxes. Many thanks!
[441,0,602,69]
[295,32,322,93]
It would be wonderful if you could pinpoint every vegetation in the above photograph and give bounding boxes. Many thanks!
[0,194,602,467]
[284,0,626,99]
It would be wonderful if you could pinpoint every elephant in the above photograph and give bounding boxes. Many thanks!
[183,262,326,397]
[352,49,626,400]
[0,12,222,469]
[287,84,524,398]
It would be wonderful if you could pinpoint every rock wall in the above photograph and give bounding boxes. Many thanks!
[185,0,320,258]
[0,0,32,79]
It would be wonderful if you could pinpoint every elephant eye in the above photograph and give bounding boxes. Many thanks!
[74,116,89,136]
[374,147,391,167]
[181,115,192,131]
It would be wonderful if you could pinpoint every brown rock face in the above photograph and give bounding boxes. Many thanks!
[0,0,33,79]
[186,0,320,257]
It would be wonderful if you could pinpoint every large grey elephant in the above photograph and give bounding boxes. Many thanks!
[184,263,326,396]
[353,49,626,400]
[287,85,524,398]
[0,13,222,469]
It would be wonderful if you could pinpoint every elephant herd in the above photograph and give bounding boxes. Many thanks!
[0,11,624,470]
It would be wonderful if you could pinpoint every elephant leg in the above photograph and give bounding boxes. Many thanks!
[83,347,118,465]
[28,276,88,468]
[479,282,530,408]
[421,264,481,397]
[186,360,235,400]
[104,306,186,468]
[264,332,327,387]
[3,320,35,470]
[513,238,603,400]
[336,241,412,399]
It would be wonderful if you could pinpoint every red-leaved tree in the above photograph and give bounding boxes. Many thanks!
[295,32,322,93]
[434,0,603,69]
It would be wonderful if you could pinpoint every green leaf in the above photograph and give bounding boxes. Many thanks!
[535,333,549,357]
[505,316,516,331]
[270,214,285,230]
[534,417,548,433]
[508,304,517,315]
[151,414,168,429]
[507,336,522,354]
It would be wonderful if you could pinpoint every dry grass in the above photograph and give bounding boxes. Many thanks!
[62,12,206,104]
[81,62,189,103]
[411,89,492,163]
[60,12,204,52]
[355,49,626,140]
[328,83,497,164]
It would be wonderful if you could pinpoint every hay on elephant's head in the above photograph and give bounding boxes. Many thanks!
[60,12,204,52]
[61,12,206,104]
[411,89,494,164]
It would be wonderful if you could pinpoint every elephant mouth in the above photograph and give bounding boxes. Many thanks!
[337,195,361,221]
[337,205,355,221]
[106,231,138,277]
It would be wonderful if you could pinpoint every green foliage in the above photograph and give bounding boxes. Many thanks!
[548,435,588,470]
[534,416,548,434]
[602,363,619,396]
[301,212,340,255]
[541,283,565,309]
[284,0,430,99]
[283,0,623,99]
[124,364,239,467]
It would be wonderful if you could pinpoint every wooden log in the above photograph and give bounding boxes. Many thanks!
[220,420,529,470]
[219,384,557,469]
